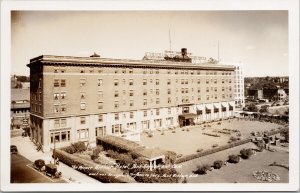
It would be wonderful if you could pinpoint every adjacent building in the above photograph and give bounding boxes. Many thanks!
[27,49,235,151]
[11,88,30,129]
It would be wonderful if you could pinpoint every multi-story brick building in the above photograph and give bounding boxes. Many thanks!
[27,49,235,151]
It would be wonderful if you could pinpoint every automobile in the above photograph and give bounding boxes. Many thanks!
[45,163,62,179]
[10,145,18,154]
[33,159,46,172]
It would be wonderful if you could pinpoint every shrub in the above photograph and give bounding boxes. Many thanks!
[161,131,164,135]
[63,145,76,154]
[240,149,254,159]
[230,136,238,142]
[196,148,203,153]
[228,155,240,163]
[148,133,153,137]
[256,140,265,152]
[195,164,211,175]
[164,151,177,165]
[186,129,190,132]
[217,122,221,125]
[212,144,219,148]
[176,154,183,158]
[213,160,224,169]
[71,141,87,153]
[91,145,103,160]
[172,130,176,133]
[182,177,187,183]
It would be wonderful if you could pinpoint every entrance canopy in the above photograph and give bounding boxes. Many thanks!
[179,113,198,119]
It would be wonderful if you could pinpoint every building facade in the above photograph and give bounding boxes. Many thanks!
[27,51,235,151]
[233,62,245,108]
[11,88,30,129]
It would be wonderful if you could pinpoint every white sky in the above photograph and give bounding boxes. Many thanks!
[11,11,288,77]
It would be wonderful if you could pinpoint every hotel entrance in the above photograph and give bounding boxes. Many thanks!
[178,114,197,127]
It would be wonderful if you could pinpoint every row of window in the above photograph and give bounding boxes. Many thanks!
[53,67,233,76]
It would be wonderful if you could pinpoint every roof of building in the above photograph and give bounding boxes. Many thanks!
[137,147,166,160]
[28,55,235,70]
[11,89,30,102]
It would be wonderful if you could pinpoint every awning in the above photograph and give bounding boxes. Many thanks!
[221,102,229,108]
[214,103,221,109]
[179,113,198,119]
[205,103,213,109]
[196,105,205,110]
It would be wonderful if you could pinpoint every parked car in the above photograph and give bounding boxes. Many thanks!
[33,159,45,172]
[45,163,62,179]
[10,145,18,154]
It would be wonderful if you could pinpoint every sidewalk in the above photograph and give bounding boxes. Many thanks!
[11,136,100,183]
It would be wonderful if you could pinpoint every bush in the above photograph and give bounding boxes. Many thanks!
[72,142,87,153]
[161,131,164,135]
[256,140,265,152]
[228,155,240,163]
[164,151,177,165]
[212,144,219,148]
[240,149,254,159]
[213,160,224,169]
[195,164,211,175]
[63,145,76,154]
[91,146,103,160]
[196,148,203,153]
[172,130,176,133]
[186,129,190,132]
[148,133,153,137]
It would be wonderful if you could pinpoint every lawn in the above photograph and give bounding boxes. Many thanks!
[140,119,281,156]
[177,147,289,183]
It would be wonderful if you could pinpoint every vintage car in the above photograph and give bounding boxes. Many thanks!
[10,145,18,154]
[45,163,62,178]
[33,159,45,171]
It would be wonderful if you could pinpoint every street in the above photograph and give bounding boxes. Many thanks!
[11,153,66,183]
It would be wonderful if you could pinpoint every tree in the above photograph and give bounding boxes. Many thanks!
[247,103,258,112]
[259,105,269,113]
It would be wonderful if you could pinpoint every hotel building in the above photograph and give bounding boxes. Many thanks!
[27,49,235,151]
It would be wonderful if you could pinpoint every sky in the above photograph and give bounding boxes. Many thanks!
[11,11,288,77]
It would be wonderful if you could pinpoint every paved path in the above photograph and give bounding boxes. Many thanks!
[11,136,100,183]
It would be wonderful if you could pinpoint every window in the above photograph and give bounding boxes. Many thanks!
[98,114,103,122]
[80,79,86,87]
[143,79,147,85]
[191,71,194,75]
[130,100,134,107]
[198,88,201,93]
[143,69,147,74]
[143,99,147,106]
[181,88,184,94]
[80,103,86,110]
[98,68,103,73]
[80,117,86,124]
[61,119,67,127]
[80,68,85,73]
[155,79,159,85]
[175,71,178,75]
[167,89,171,94]
[77,129,89,139]
[54,79,60,87]
[114,101,119,109]
[156,98,160,104]
[114,91,119,97]
[54,93,59,100]
[156,109,160,116]
[214,79,217,84]
[129,68,133,74]
[150,69,153,74]
[167,79,171,85]
[129,90,134,97]
[206,79,209,84]
[54,105,59,113]
[222,94,225,99]
[215,95,218,99]
[185,79,188,84]
[115,113,119,120]
[168,97,171,104]
[156,89,160,95]
[143,110,147,117]
[222,87,225,91]
[60,79,66,87]
[54,68,58,73]
[229,86,232,91]
[168,108,171,114]
[181,79,184,84]
[89,67,94,73]
[229,79,232,83]
[98,79,103,86]
[114,79,119,86]
[185,88,188,93]
[214,87,217,92]
[98,91,103,100]
[61,92,66,99]
[167,70,171,74]
[206,95,209,100]
[155,70,159,74]
[122,79,126,84]
[122,68,126,74]
[129,79,133,86]
[130,112,134,119]
[197,70,201,75]
[206,87,209,92]
[54,119,60,128]
[112,124,121,134]
[198,96,201,101]
[197,79,200,84]
[61,104,66,112]
[222,79,225,83]
[98,102,103,109]
[80,92,86,99]
[143,90,147,96]
[114,69,119,74]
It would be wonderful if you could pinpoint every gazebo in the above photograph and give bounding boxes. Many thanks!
[137,147,166,171]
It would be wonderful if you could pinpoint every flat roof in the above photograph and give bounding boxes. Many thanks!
[28,55,235,70]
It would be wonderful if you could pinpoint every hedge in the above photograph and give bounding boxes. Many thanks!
[53,149,136,183]
[175,138,251,164]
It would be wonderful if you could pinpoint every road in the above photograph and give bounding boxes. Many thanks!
[11,153,66,183]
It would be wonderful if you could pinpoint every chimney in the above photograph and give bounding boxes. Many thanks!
[181,48,187,58]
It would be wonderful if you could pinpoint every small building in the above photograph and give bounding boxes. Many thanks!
[247,89,263,99]
[11,88,30,129]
